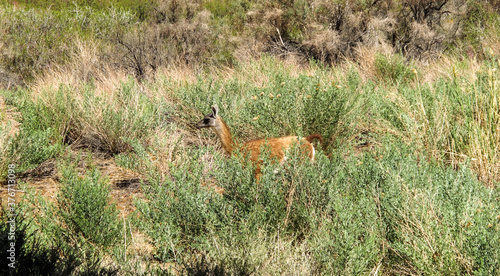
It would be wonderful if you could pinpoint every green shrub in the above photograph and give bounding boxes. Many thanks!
[0,201,76,275]
[58,161,121,248]
[245,73,357,143]
[377,142,500,274]
[0,155,122,275]
[2,89,63,173]
[33,155,123,273]
[374,53,417,84]
[173,60,359,149]
[133,148,227,263]
[132,136,499,274]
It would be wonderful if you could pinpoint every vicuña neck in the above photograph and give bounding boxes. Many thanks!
[214,118,235,154]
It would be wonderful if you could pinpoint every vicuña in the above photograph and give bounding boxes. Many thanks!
[196,104,322,179]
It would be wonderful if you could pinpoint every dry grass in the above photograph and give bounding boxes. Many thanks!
[0,95,20,182]
[429,59,500,185]
[353,46,387,82]
[422,54,482,84]
[376,54,500,185]
[468,67,500,185]
[31,40,128,98]
[27,48,164,154]
[204,230,316,275]
[0,95,20,137]
[141,126,193,181]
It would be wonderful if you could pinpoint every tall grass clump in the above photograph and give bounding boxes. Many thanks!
[467,61,500,183]
[1,77,165,178]
[379,57,500,184]
[374,53,417,84]
[66,80,164,154]
[115,121,190,182]
[19,78,162,153]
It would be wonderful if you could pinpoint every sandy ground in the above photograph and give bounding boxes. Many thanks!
[0,155,146,217]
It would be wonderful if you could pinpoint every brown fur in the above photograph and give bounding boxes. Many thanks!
[241,136,317,179]
[305,133,323,144]
[196,105,322,180]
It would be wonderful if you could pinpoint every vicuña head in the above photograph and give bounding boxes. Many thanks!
[196,104,322,179]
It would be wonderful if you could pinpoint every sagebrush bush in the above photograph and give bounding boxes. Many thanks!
[0,201,80,275]
[57,159,121,249]
[245,73,358,146]
[374,53,417,83]
[172,60,359,149]
[377,142,500,274]
[1,89,63,173]
[131,134,499,274]
[0,154,124,275]
[31,155,123,274]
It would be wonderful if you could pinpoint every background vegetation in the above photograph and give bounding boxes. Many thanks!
[1,0,500,274]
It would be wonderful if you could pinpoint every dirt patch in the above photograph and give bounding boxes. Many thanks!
[0,151,158,269]
[0,95,21,137]
[1,151,146,217]
[93,157,146,216]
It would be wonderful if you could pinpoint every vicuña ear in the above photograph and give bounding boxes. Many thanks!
[212,104,219,117]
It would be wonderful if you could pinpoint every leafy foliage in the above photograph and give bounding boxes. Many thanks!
[132,138,500,274]
[33,156,123,274]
